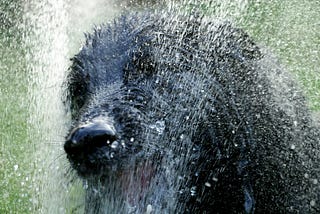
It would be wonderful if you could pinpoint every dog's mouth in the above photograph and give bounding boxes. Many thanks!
[66,147,128,177]
[117,160,156,204]
[64,129,156,197]
[80,158,158,213]
[66,144,147,178]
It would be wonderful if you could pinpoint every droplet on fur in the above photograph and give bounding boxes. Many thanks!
[310,200,316,207]
[146,204,153,214]
[111,141,119,149]
[313,179,318,185]
[190,186,197,196]
[149,120,165,134]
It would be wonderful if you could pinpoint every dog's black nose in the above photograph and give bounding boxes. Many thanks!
[64,120,117,156]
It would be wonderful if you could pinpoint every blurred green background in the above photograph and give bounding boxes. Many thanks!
[0,0,319,213]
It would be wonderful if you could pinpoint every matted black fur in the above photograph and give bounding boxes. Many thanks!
[64,11,320,213]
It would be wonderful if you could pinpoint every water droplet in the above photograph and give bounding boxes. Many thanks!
[205,182,211,187]
[313,179,318,185]
[121,141,126,148]
[212,177,218,182]
[92,188,99,195]
[190,186,197,196]
[130,137,135,142]
[111,141,119,149]
[83,180,88,189]
[110,152,115,158]
[310,200,316,207]
[149,120,165,134]
[146,204,153,214]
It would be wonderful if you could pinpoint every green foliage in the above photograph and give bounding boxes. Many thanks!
[240,0,320,110]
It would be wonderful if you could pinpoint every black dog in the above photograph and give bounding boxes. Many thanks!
[64,11,320,213]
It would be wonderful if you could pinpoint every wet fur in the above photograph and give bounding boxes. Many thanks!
[65,12,320,213]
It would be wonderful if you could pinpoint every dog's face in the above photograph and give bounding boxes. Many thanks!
[63,13,275,213]
[63,40,223,211]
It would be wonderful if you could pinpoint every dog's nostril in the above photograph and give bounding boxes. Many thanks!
[64,121,117,155]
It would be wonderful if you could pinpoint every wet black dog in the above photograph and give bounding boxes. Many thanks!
[64,11,320,213]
